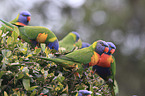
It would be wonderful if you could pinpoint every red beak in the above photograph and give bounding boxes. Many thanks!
[104,47,109,53]
[110,49,115,54]
[27,16,31,22]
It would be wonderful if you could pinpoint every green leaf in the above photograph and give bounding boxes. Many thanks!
[22,67,29,74]
[45,47,50,56]
[55,73,65,82]
[14,26,20,36]
[11,62,20,66]
[17,73,24,79]
[44,71,48,79]
[41,88,49,94]
[47,73,54,77]
[18,42,28,54]
[7,37,13,45]
[29,86,38,91]
[4,91,8,96]
[0,71,5,78]
[61,84,68,93]
[2,57,9,64]
[30,90,37,96]
[0,30,2,36]
[34,48,41,55]
[1,49,12,58]
[6,50,12,57]
[12,27,19,42]
[0,79,3,87]
[58,82,63,89]
[41,43,46,53]
[23,79,30,91]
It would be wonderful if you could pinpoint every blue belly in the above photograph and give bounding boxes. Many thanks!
[92,65,111,81]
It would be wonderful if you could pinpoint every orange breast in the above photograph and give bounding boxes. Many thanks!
[96,53,112,67]
[89,52,100,66]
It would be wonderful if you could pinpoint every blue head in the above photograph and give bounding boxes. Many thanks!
[71,31,80,42]
[18,11,31,25]
[78,90,92,96]
[95,40,109,55]
[81,42,90,48]
[47,40,59,51]
[106,42,116,55]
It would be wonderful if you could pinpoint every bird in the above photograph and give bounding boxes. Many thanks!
[0,14,59,52]
[0,11,31,33]
[81,42,90,48]
[38,40,109,75]
[76,90,92,96]
[92,42,118,96]
[10,11,31,26]
[58,31,82,54]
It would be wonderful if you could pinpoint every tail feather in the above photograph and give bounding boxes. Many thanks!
[108,79,119,96]
[38,57,77,68]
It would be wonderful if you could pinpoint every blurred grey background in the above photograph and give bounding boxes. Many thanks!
[0,0,145,95]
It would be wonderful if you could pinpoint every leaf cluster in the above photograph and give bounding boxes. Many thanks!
[0,29,111,96]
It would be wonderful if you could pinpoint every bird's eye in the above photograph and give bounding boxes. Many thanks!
[100,42,103,45]
[22,14,26,16]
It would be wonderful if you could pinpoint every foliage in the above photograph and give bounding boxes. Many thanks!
[0,29,111,96]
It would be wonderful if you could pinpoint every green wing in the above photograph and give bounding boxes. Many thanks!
[63,47,94,64]
[19,26,56,40]
[19,26,57,43]
[59,32,81,53]
[75,39,82,49]
[110,56,116,80]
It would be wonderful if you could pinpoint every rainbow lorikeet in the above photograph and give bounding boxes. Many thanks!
[38,40,109,74]
[0,16,59,51]
[81,42,90,48]
[76,90,92,96]
[0,11,31,33]
[58,31,82,54]
[92,42,118,96]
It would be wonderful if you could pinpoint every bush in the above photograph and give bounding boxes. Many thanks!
[0,29,111,96]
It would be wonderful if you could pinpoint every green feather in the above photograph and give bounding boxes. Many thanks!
[9,14,20,24]
[75,39,82,49]
[59,32,82,54]
[63,46,94,64]
[38,41,98,74]
[110,56,116,81]
[108,55,118,96]
[39,57,81,69]
[19,26,57,43]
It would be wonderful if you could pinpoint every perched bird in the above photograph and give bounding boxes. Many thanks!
[92,42,118,96]
[76,90,92,96]
[38,40,109,74]
[58,32,82,54]
[81,42,90,48]
[10,11,31,26]
[0,16,59,52]
[0,11,31,33]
